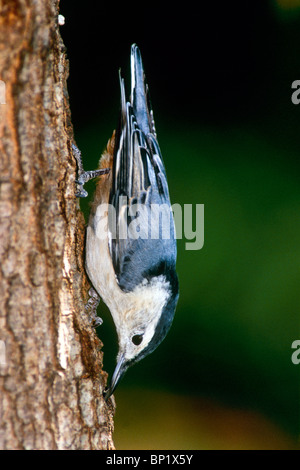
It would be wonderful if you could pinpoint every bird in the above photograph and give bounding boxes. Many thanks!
[75,44,179,400]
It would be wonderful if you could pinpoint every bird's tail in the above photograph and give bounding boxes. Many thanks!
[130,44,156,137]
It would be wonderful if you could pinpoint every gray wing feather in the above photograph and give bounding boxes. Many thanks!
[109,46,176,292]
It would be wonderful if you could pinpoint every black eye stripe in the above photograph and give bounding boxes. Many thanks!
[132,334,143,346]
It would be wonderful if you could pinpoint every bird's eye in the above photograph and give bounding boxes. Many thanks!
[132,334,143,346]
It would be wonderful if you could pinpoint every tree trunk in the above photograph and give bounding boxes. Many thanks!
[0,0,115,450]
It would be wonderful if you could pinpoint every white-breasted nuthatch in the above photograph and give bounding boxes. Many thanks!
[75,44,179,399]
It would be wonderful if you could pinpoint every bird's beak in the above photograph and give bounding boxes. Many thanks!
[103,353,128,400]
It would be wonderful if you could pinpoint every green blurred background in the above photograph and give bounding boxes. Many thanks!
[61,0,300,449]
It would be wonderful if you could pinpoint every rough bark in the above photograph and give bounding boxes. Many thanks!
[0,0,115,450]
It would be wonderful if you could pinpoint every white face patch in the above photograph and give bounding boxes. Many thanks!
[117,275,171,362]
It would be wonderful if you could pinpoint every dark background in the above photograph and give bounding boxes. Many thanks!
[60,0,300,449]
